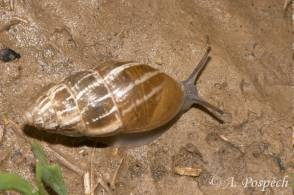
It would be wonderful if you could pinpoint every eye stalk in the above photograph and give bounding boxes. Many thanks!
[181,47,225,121]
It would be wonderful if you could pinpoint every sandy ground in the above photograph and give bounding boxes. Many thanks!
[0,0,293,194]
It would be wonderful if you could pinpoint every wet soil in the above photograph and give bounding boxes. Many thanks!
[0,0,293,194]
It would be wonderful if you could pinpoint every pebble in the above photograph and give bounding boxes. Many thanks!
[0,48,21,62]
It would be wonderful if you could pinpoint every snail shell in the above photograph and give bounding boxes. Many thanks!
[25,48,223,137]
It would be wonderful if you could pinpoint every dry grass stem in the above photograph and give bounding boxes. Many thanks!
[0,17,27,32]
[283,0,291,10]
[89,147,96,195]
[0,123,4,143]
[83,171,91,195]
[46,144,85,176]
[110,157,124,190]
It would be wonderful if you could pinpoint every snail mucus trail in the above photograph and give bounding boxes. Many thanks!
[24,47,225,146]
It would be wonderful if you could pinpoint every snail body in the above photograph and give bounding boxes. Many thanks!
[25,48,223,137]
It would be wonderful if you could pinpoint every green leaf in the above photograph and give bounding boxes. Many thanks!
[31,142,48,165]
[31,141,49,194]
[35,163,49,195]
[31,142,68,195]
[40,164,68,195]
[0,172,39,195]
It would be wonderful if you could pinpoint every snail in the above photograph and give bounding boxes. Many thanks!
[24,47,224,141]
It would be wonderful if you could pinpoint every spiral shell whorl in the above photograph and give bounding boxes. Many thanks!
[26,61,183,137]
[25,84,84,135]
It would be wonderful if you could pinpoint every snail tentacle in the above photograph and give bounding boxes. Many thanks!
[181,47,224,121]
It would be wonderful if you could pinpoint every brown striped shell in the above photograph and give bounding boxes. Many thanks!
[25,48,224,137]
[25,61,183,137]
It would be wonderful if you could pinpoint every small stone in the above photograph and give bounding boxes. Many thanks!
[174,166,202,177]
[154,58,163,65]
[0,48,21,62]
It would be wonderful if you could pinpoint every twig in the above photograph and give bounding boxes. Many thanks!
[83,148,96,195]
[90,147,96,195]
[0,123,4,143]
[110,157,124,190]
[0,17,28,32]
[11,16,29,24]
[86,147,113,195]
[0,20,19,32]
[83,172,91,195]
[86,171,112,194]
[218,134,244,153]
[283,0,291,10]
[96,174,111,194]
[45,144,85,176]
[89,181,100,195]
[84,171,112,194]
[291,126,294,147]
[9,0,14,11]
